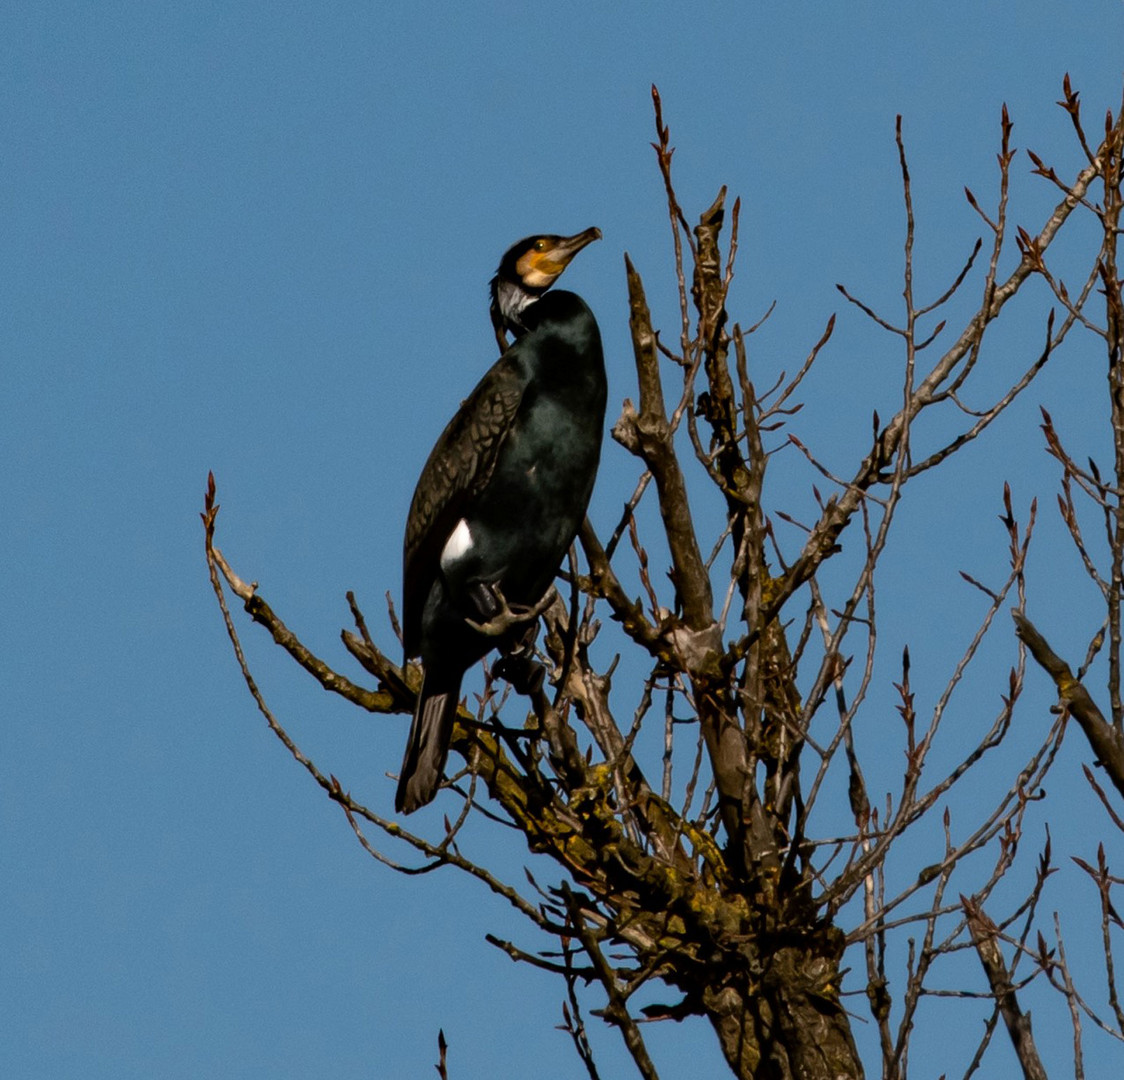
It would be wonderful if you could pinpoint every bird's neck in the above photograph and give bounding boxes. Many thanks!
[490,276,542,339]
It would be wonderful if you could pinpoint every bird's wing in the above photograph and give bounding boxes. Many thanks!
[402,353,528,655]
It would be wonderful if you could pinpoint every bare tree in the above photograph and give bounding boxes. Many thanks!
[204,80,1124,1078]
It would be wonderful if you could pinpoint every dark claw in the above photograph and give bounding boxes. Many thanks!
[467,581,503,621]
[495,653,546,696]
[464,584,557,638]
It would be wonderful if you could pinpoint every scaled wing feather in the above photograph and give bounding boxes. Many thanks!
[402,356,527,655]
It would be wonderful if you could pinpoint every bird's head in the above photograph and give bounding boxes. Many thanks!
[490,227,601,344]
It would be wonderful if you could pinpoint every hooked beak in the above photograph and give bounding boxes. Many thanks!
[547,227,602,270]
[512,227,603,292]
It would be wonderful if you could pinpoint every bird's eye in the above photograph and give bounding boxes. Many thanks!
[533,239,548,251]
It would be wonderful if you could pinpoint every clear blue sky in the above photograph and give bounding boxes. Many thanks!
[4,3,1124,1077]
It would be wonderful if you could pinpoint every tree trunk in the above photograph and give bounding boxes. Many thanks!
[703,932,863,1080]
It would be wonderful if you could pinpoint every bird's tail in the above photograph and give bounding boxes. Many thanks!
[395,669,462,813]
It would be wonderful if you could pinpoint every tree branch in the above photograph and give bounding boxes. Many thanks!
[963,896,1049,1080]
[1013,610,1124,797]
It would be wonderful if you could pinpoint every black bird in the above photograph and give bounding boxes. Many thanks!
[396,228,605,813]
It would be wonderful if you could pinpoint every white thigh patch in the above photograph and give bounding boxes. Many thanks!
[440,518,474,571]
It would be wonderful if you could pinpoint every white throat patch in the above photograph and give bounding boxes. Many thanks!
[494,278,536,332]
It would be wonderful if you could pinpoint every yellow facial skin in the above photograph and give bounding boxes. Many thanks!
[515,240,571,288]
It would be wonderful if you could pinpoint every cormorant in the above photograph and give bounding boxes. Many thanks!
[396,228,605,813]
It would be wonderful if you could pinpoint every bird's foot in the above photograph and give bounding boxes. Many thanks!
[494,652,546,696]
[465,584,557,638]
